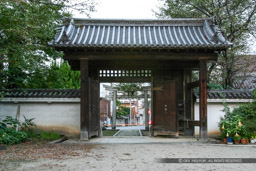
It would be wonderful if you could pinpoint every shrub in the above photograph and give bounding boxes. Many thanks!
[0,128,28,145]
[219,89,256,139]
[0,116,35,145]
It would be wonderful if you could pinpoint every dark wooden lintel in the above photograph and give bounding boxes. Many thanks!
[68,60,200,71]
[99,77,151,83]
[186,80,200,89]
[63,50,218,61]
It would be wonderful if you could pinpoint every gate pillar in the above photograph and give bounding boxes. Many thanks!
[80,59,90,140]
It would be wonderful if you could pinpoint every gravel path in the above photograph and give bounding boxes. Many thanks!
[1,139,256,171]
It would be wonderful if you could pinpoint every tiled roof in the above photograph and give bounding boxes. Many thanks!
[50,18,232,49]
[1,89,254,99]
[1,89,80,98]
[233,75,256,89]
[194,90,254,99]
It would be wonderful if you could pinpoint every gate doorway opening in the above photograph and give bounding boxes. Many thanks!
[100,82,151,134]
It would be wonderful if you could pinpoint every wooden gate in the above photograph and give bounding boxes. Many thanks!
[152,81,179,137]
[89,79,100,138]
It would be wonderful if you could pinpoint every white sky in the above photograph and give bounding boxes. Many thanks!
[74,0,162,19]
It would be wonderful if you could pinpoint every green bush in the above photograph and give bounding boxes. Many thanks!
[219,89,256,139]
[0,128,28,145]
[0,116,35,145]
[243,118,256,133]
[39,131,61,140]
[116,106,130,119]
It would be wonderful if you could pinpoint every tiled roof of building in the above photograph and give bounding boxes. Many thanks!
[1,89,80,98]
[233,75,256,89]
[50,18,232,49]
[1,89,254,99]
[194,89,254,99]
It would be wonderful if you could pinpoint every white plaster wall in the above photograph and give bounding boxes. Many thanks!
[194,101,250,136]
[0,99,80,137]
[1,98,252,137]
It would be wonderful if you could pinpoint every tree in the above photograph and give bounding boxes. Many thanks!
[157,0,256,88]
[0,0,95,89]
[114,83,142,123]
[25,61,80,89]
[115,83,142,96]
[116,100,129,119]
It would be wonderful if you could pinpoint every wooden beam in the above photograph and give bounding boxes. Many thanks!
[99,77,151,83]
[186,80,200,89]
[68,60,200,71]
[91,60,199,70]
[80,59,90,140]
[64,50,218,61]
[199,59,208,140]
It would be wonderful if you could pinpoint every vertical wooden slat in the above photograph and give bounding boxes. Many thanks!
[199,59,208,140]
[144,90,149,130]
[80,59,90,140]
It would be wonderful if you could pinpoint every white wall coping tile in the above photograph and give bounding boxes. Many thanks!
[0,98,80,103]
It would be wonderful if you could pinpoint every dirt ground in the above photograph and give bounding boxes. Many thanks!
[1,139,256,171]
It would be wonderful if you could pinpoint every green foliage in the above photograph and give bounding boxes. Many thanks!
[116,100,121,106]
[116,100,130,119]
[0,0,95,89]
[0,0,66,89]
[158,0,256,88]
[233,135,241,141]
[219,89,256,138]
[251,133,256,139]
[25,61,80,89]
[0,128,28,145]
[207,83,224,90]
[39,131,61,140]
[116,106,130,119]
[115,83,142,97]
[219,113,244,137]
[0,116,20,129]
[243,118,256,132]
[0,116,35,145]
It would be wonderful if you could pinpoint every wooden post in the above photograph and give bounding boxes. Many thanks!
[184,69,193,135]
[80,59,90,140]
[199,59,208,140]
[16,105,21,131]
[112,90,117,130]
[144,90,149,130]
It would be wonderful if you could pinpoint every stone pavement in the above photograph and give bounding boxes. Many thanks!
[63,136,220,145]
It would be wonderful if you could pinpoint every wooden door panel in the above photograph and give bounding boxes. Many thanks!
[153,81,178,135]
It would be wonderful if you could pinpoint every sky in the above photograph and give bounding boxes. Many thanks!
[74,0,162,19]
